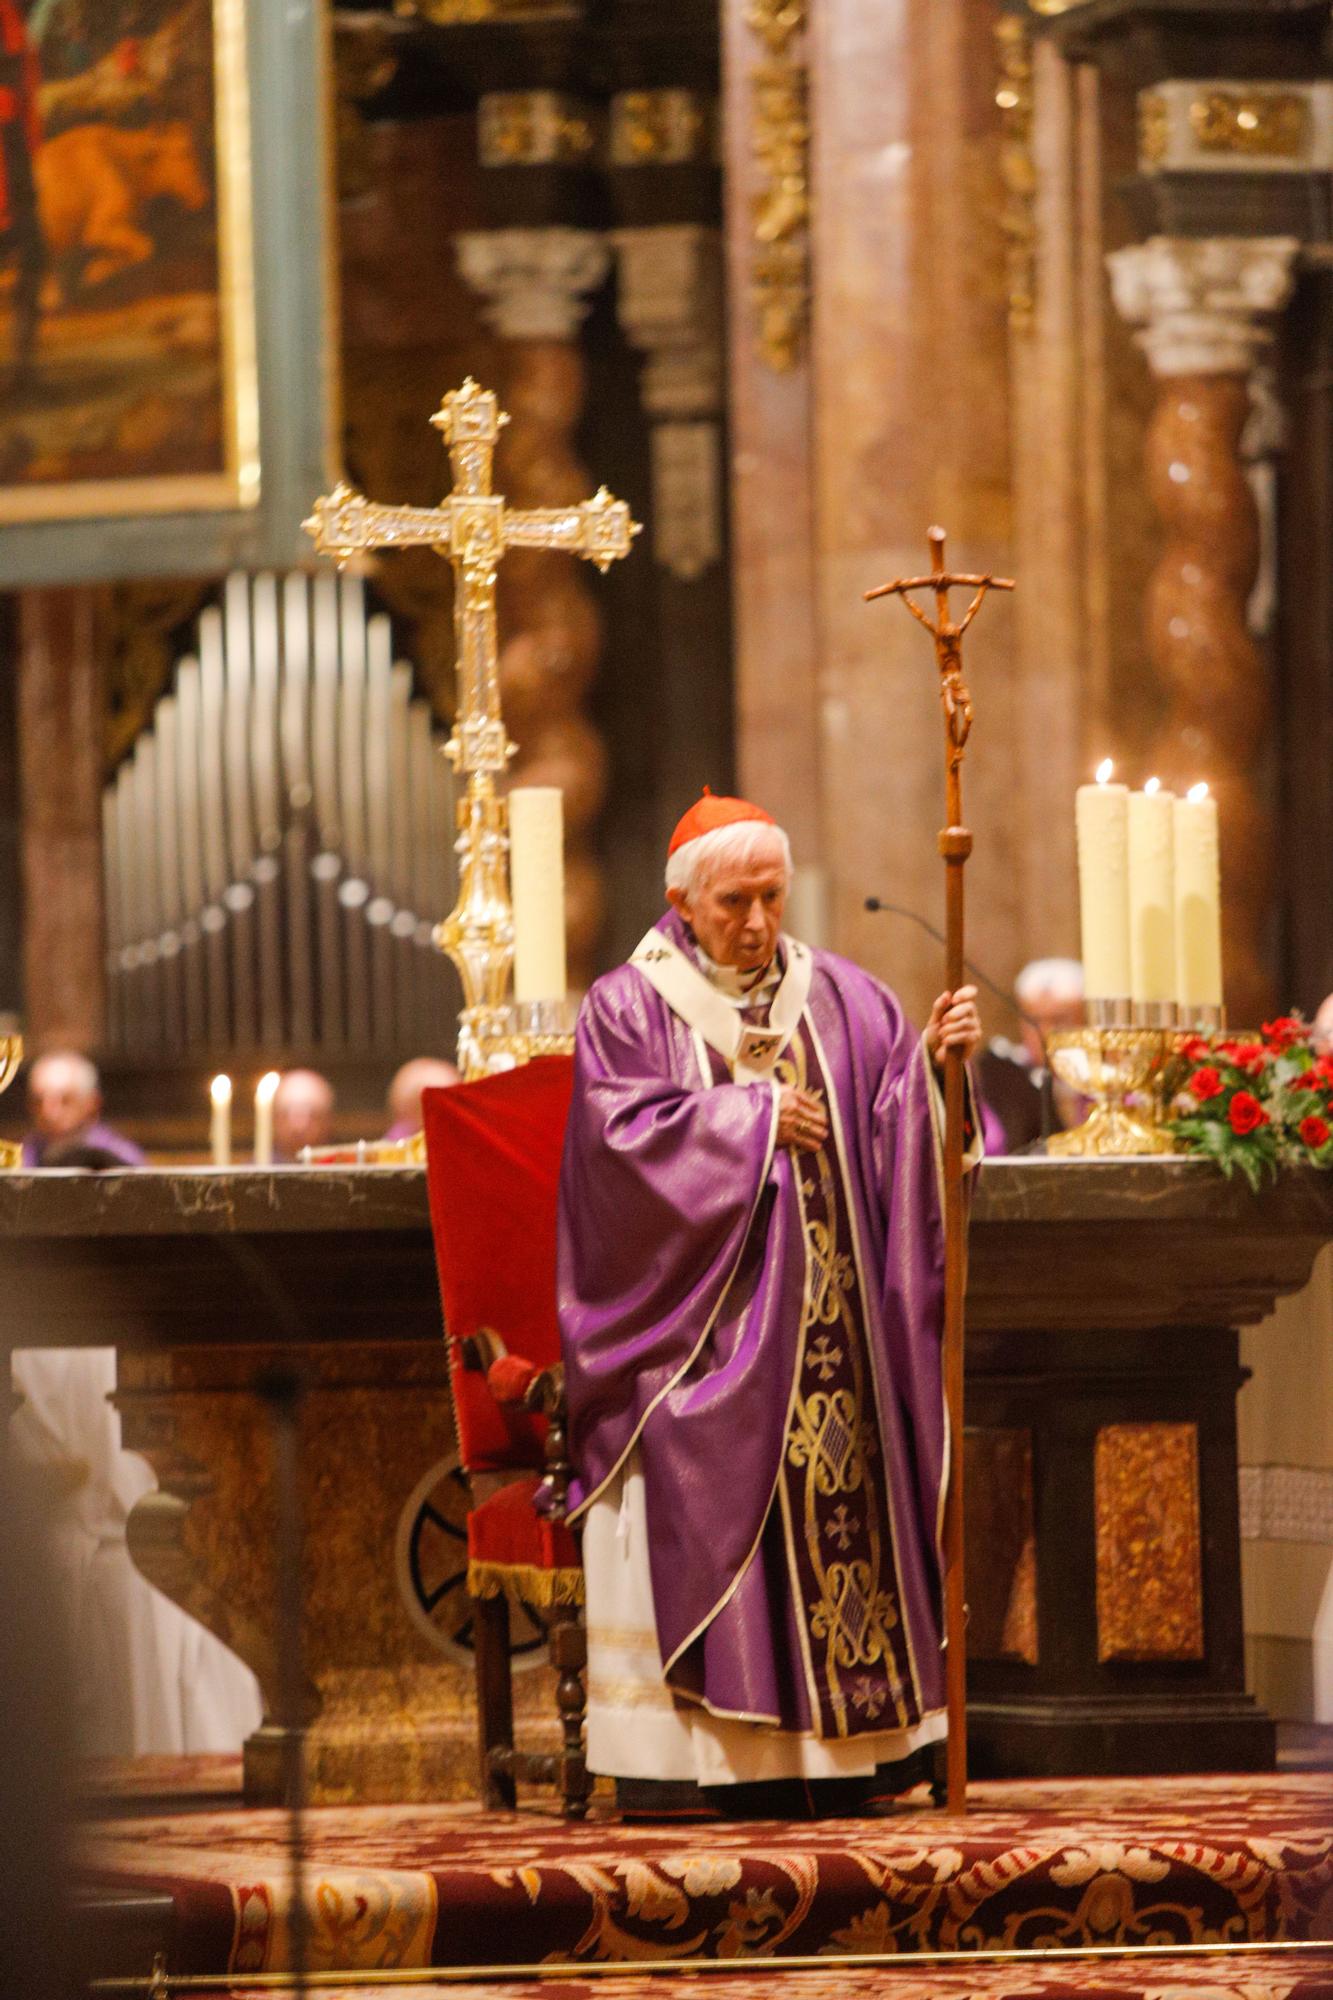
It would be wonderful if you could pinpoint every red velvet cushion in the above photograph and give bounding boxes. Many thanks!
[422,1058,574,1476]
[466,1474,579,1574]
[488,1353,540,1406]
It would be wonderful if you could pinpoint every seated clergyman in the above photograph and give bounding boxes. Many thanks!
[557,792,982,1818]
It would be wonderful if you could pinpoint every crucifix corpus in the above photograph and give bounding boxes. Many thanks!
[304,379,640,1077]
[864,525,1014,1815]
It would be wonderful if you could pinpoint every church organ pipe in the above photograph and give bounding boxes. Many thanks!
[197,617,232,1047]
[365,615,396,1045]
[221,584,259,1048]
[337,575,372,1049]
[101,572,458,1064]
[310,571,345,1050]
[279,576,316,1052]
[152,694,185,1052]
[173,660,210,1053]
[250,573,285,1052]
[387,664,415,1051]
[102,786,124,1051]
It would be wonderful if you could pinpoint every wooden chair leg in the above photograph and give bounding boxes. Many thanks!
[472,1589,516,1811]
[548,1604,590,1820]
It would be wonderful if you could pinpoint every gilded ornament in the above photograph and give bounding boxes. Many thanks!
[609,90,710,167]
[304,379,640,1076]
[995,14,1036,334]
[395,0,576,22]
[1190,89,1311,161]
[746,0,809,371]
[478,92,595,168]
[1138,89,1167,169]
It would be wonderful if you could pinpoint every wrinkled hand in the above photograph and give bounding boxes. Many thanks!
[924,985,982,1070]
[777,1085,828,1152]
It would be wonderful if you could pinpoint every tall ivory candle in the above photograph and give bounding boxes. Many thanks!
[210,1073,233,1167]
[1075,760,1130,1000]
[1128,782,1176,1006]
[509,787,566,1004]
[254,1069,280,1166]
[1174,784,1222,1012]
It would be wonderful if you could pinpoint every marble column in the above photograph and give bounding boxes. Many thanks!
[456,227,611,990]
[1107,235,1298,1028]
[722,0,823,938]
[16,588,106,1051]
[803,0,1018,1014]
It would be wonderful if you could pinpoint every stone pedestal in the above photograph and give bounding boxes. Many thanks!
[965,1159,1332,1775]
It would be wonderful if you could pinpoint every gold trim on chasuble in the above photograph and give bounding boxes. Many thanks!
[631,930,923,1741]
[776,1029,919,1739]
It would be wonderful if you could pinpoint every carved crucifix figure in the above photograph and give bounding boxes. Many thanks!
[864,525,1013,1815]
[305,379,639,1074]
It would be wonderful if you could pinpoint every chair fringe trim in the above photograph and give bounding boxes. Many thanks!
[467,1559,586,1608]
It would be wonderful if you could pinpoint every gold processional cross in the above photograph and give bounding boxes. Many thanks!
[304,378,639,1076]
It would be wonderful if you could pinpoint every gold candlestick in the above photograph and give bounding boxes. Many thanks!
[0,1032,23,1170]
[305,380,640,1077]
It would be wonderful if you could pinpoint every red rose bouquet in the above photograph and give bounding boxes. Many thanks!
[1165,1015,1333,1191]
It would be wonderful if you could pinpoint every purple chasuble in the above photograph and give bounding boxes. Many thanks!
[558,910,956,1736]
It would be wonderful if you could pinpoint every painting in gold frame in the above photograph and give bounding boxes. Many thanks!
[0,0,259,524]
[0,0,333,584]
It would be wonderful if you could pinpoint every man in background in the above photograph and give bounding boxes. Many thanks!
[384,1056,459,1141]
[976,957,1085,1154]
[23,1051,144,1168]
[272,1067,335,1162]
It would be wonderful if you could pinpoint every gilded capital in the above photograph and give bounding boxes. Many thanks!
[1107,235,1299,377]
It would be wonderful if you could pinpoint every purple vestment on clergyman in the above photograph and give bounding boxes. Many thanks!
[558,909,957,1737]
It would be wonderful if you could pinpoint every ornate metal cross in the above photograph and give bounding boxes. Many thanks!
[304,378,639,1074]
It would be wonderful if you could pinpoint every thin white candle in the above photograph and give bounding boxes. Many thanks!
[1075,758,1130,1001]
[210,1073,233,1167]
[509,787,567,1005]
[254,1070,280,1166]
[1174,783,1222,1012]
[1128,782,1176,1006]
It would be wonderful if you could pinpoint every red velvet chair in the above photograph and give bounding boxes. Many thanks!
[422,1057,589,1817]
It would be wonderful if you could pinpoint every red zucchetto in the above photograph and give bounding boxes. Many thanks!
[667,787,776,857]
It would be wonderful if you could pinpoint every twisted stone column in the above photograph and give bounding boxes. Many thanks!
[1108,236,1298,1027]
[456,228,611,989]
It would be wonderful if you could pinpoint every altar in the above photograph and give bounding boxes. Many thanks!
[4,1156,1329,1802]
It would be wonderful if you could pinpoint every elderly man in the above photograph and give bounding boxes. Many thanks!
[22,1052,143,1169]
[272,1068,335,1162]
[384,1057,460,1142]
[558,792,981,1818]
[976,957,1085,1153]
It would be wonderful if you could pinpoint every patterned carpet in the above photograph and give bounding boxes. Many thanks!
[225,1960,1333,1999]
[77,1774,1333,1980]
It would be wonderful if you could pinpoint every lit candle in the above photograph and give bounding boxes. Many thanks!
[1173,783,1222,1013]
[254,1069,280,1166]
[210,1073,233,1167]
[509,787,567,1005]
[1128,780,1177,1007]
[1075,758,1130,1002]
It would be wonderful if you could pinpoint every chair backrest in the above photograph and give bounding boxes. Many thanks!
[422,1056,574,1477]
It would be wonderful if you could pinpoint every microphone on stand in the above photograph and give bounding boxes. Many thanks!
[863,896,1039,1031]
[863,895,1056,1142]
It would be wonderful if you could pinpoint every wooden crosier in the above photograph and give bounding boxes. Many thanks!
[864,525,1013,1815]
